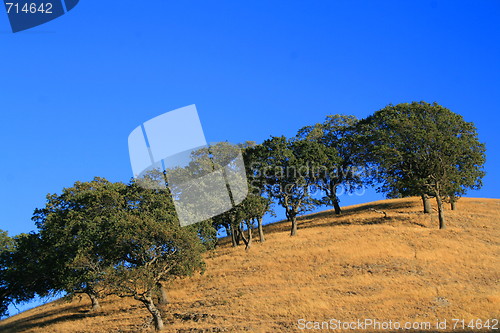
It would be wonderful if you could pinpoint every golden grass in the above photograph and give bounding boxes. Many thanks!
[1,197,498,332]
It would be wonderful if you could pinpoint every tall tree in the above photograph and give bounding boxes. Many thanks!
[359,101,486,228]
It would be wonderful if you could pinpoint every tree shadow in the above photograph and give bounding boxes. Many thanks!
[342,201,415,215]
[0,305,101,332]
[217,200,421,247]
[298,215,395,231]
[307,201,414,219]
[292,202,410,228]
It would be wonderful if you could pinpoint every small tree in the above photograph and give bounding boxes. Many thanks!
[243,145,276,244]
[223,194,273,250]
[239,194,273,244]
[250,136,326,236]
[297,115,364,214]
[212,210,239,247]
[360,101,486,228]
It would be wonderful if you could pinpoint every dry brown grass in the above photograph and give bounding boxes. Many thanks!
[1,197,498,332]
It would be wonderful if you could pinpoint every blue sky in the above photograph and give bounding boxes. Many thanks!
[1,0,499,240]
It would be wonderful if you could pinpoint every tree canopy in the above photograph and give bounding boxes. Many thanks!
[248,136,329,236]
[297,114,365,214]
[358,101,486,228]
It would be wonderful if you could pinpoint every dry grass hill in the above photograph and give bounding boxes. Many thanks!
[0,197,498,332]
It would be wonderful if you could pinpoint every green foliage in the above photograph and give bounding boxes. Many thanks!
[121,179,206,279]
[248,136,328,235]
[1,231,62,318]
[164,141,248,225]
[238,193,273,223]
[0,230,13,253]
[104,213,205,296]
[30,178,129,301]
[187,220,218,250]
[0,229,13,318]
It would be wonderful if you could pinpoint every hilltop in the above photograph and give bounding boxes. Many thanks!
[1,197,498,332]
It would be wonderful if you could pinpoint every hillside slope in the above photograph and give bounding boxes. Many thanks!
[1,197,498,332]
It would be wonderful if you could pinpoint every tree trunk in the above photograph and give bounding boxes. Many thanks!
[142,294,164,331]
[290,216,297,236]
[332,200,342,215]
[229,225,237,247]
[156,282,169,305]
[235,225,241,246]
[239,223,252,251]
[435,195,446,229]
[257,217,265,243]
[330,183,341,214]
[421,194,432,214]
[450,195,457,210]
[87,292,101,312]
[246,222,252,251]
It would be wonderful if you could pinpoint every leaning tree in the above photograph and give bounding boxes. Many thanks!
[105,179,205,331]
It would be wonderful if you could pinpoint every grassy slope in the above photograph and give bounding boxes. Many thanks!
[0,197,498,332]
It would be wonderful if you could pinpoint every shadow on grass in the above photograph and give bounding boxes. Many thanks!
[0,305,102,332]
[298,215,395,231]
[279,201,415,232]
[311,200,415,220]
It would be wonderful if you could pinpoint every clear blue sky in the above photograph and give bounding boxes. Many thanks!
[1,0,499,239]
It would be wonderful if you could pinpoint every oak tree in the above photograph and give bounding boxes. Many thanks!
[360,101,486,228]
